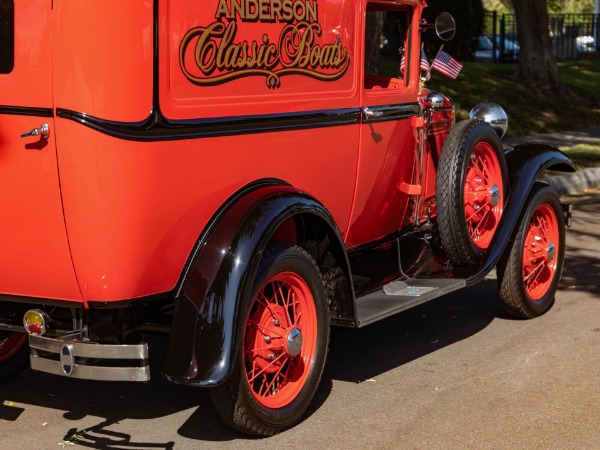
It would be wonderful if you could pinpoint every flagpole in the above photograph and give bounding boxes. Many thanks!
[426,43,444,80]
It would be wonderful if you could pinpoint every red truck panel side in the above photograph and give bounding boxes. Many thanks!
[56,120,358,301]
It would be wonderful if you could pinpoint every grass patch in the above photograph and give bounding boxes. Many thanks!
[427,60,600,138]
[378,59,600,138]
[560,143,600,170]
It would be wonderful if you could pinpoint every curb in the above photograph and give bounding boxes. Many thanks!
[503,127,600,197]
[543,167,600,197]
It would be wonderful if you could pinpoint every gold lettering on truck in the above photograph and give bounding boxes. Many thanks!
[179,0,350,89]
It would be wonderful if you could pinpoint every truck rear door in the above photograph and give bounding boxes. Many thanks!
[0,0,80,301]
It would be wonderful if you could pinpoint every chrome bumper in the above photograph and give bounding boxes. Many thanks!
[28,334,150,382]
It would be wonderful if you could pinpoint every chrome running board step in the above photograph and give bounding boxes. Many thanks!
[355,278,466,327]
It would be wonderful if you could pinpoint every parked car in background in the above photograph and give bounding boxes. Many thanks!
[473,34,520,62]
[576,35,595,53]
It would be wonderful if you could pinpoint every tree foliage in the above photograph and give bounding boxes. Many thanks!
[483,0,595,13]
[547,0,595,13]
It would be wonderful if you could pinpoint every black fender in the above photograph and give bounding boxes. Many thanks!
[161,182,350,386]
[466,143,575,285]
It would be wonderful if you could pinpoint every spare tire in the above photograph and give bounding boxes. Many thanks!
[436,119,508,266]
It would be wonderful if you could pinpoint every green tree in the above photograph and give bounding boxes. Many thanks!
[484,0,595,13]
[548,0,595,13]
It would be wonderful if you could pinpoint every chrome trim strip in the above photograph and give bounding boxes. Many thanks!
[29,334,149,359]
[28,334,150,382]
[361,102,421,123]
[0,105,53,117]
[30,355,151,382]
[0,323,25,333]
[57,107,362,142]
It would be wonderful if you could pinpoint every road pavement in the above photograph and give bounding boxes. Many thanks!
[2,196,600,449]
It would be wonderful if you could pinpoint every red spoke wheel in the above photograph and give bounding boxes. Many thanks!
[498,184,565,318]
[0,331,29,381]
[210,244,329,436]
[522,204,560,300]
[244,272,317,409]
[437,120,507,266]
[463,142,504,250]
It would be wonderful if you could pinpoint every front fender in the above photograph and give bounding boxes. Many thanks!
[162,184,347,386]
[467,144,574,285]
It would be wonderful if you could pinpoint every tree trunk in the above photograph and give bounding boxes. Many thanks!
[365,12,386,74]
[512,0,564,91]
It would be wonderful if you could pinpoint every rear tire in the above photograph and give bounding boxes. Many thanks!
[497,184,565,318]
[0,332,29,381]
[210,244,329,436]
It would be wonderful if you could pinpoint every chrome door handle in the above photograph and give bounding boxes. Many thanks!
[363,107,383,118]
[21,123,50,140]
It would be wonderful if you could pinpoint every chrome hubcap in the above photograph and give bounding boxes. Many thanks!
[547,242,556,263]
[490,185,500,207]
[286,328,303,357]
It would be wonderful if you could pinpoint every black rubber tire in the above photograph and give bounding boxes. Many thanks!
[0,332,29,382]
[436,119,508,266]
[497,184,565,319]
[210,244,329,436]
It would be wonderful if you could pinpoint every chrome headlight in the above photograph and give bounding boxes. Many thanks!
[469,102,508,139]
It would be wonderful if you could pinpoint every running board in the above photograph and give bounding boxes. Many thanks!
[355,278,467,327]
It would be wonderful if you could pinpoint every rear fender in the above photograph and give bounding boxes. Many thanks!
[466,144,574,285]
[162,183,349,386]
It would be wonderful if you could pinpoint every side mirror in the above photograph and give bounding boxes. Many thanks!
[435,13,456,41]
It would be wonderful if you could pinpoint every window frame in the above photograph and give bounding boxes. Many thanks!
[363,2,414,92]
[0,0,14,74]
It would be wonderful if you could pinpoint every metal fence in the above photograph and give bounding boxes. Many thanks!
[480,12,600,63]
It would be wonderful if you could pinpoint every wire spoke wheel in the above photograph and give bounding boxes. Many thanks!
[244,272,317,409]
[0,331,29,381]
[522,204,560,301]
[0,332,26,363]
[210,244,329,436]
[463,142,504,250]
[498,184,565,319]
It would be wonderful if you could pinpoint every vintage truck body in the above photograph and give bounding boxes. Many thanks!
[0,0,574,435]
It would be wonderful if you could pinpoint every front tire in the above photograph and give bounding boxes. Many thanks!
[497,184,565,318]
[210,244,329,436]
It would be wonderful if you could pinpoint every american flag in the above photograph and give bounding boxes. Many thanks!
[419,48,430,72]
[400,49,430,75]
[431,49,463,80]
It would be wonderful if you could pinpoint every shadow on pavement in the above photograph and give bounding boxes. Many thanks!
[1,280,507,445]
[324,279,504,384]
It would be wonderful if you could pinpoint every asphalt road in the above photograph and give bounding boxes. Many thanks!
[2,194,600,449]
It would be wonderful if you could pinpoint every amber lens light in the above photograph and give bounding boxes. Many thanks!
[23,309,47,335]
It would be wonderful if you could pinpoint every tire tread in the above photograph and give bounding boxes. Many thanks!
[436,119,506,266]
[497,184,563,319]
[210,244,329,437]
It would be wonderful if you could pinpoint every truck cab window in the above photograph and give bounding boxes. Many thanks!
[364,7,410,89]
[0,0,14,74]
